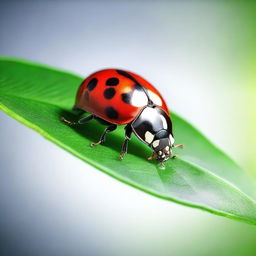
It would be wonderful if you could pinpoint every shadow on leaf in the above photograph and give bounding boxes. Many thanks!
[58,109,152,161]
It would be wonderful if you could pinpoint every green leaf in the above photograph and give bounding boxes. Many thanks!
[1,57,256,225]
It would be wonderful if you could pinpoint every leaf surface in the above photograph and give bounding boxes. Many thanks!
[1,58,256,225]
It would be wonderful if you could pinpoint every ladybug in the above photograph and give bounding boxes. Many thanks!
[61,69,183,162]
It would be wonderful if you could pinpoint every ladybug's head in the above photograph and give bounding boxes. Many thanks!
[150,130,175,162]
[131,106,175,162]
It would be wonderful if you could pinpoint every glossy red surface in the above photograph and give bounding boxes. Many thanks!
[75,69,169,125]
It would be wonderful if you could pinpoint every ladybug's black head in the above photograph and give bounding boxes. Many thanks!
[151,131,173,162]
[131,106,175,162]
[155,140,171,162]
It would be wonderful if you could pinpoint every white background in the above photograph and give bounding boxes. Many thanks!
[1,1,256,256]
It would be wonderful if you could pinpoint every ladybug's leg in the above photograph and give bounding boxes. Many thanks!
[147,152,157,161]
[119,124,133,160]
[91,124,117,147]
[61,115,94,126]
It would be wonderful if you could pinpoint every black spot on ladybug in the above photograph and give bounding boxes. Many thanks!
[134,83,144,91]
[106,77,119,86]
[104,88,116,99]
[87,78,98,91]
[121,93,131,104]
[105,106,119,119]
[84,91,89,101]
[116,70,136,83]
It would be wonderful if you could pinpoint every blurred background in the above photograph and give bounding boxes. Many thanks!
[0,1,256,255]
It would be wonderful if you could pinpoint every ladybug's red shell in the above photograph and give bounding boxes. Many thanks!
[75,69,169,125]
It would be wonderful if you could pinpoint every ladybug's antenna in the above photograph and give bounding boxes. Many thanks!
[173,144,184,149]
